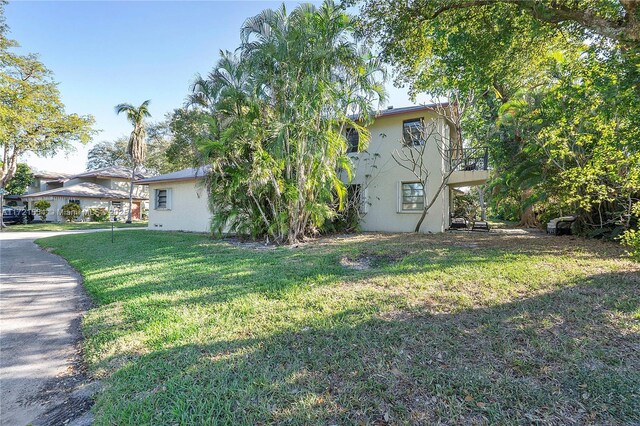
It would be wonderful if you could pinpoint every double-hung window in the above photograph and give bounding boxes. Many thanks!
[400,182,425,211]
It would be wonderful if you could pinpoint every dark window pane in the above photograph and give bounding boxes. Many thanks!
[346,128,359,153]
[157,190,167,208]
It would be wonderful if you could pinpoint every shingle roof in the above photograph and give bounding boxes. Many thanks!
[70,166,148,180]
[136,166,210,184]
[21,182,147,200]
[33,171,73,180]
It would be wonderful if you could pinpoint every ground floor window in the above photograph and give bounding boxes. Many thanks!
[68,199,81,205]
[155,189,171,210]
[111,201,122,211]
[400,182,425,211]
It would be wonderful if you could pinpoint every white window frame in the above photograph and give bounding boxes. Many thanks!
[154,188,172,210]
[398,181,425,213]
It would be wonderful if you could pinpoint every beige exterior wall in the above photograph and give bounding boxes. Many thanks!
[346,110,452,233]
[147,179,212,233]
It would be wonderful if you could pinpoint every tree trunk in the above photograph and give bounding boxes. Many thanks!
[414,179,450,233]
[0,192,5,229]
[477,187,486,220]
[518,189,538,228]
[127,164,136,223]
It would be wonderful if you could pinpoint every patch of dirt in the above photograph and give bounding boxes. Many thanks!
[340,250,410,270]
[223,236,277,251]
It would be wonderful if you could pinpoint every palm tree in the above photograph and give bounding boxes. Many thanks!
[191,0,386,243]
[115,100,151,223]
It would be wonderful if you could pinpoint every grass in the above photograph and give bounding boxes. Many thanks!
[4,221,147,232]
[37,231,639,425]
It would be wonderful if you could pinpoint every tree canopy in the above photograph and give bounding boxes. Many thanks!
[359,0,640,235]
[0,2,94,188]
[3,162,32,196]
[86,115,200,174]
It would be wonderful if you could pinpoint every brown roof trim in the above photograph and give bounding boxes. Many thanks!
[374,103,448,118]
[136,176,204,185]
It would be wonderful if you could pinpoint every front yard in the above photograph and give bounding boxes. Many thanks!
[38,231,639,425]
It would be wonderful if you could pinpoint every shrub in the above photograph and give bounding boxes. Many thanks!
[620,229,640,261]
[61,202,82,222]
[33,200,51,222]
[89,207,110,222]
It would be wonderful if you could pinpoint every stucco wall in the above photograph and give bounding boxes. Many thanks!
[346,110,451,233]
[147,180,212,233]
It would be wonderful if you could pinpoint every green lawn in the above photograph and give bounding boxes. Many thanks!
[5,221,147,232]
[37,231,639,425]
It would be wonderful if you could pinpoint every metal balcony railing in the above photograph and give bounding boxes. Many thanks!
[449,147,489,171]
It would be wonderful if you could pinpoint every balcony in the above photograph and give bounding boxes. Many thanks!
[448,147,489,187]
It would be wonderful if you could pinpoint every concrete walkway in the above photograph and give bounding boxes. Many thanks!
[0,231,97,425]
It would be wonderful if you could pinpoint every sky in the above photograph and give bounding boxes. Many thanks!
[7,0,430,174]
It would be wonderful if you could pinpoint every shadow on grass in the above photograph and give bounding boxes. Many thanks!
[92,270,640,425]
[39,230,630,308]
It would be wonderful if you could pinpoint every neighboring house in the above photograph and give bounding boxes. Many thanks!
[138,104,488,234]
[136,167,211,233]
[21,167,149,222]
[28,171,72,193]
[4,171,72,206]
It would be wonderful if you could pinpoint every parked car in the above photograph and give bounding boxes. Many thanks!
[2,206,34,224]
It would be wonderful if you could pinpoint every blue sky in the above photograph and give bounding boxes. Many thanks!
[8,1,427,173]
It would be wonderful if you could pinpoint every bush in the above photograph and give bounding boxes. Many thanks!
[620,229,640,261]
[61,203,82,222]
[33,200,51,222]
[89,207,110,222]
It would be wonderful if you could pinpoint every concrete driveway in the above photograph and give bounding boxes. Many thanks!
[0,231,96,426]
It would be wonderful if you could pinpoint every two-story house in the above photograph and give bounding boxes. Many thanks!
[344,104,488,233]
[22,166,149,222]
[138,104,489,234]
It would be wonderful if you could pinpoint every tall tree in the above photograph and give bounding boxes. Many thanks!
[0,2,93,222]
[115,100,151,223]
[359,0,640,233]
[87,115,199,174]
[192,1,386,243]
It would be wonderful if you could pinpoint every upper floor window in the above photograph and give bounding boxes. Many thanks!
[403,118,425,146]
[345,128,359,153]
